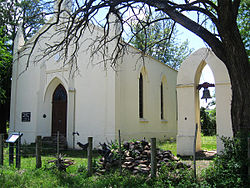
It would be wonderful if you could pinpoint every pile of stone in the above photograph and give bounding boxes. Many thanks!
[97,140,189,175]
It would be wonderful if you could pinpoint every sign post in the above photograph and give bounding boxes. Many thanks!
[6,132,23,168]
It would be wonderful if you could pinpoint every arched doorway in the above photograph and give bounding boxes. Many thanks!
[176,48,233,156]
[52,84,67,137]
[199,65,217,152]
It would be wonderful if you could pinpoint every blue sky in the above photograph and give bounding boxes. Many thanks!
[176,24,207,51]
[175,24,216,107]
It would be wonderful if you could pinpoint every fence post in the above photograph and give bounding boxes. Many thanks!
[151,137,156,178]
[0,134,4,165]
[57,131,60,155]
[36,136,42,168]
[16,136,21,169]
[248,137,250,179]
[118,130,122,175]
[193,123,198,180]
[87,137,93,176]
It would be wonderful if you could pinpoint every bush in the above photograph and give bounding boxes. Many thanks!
[201,135,249,187]
[156,162,197,187]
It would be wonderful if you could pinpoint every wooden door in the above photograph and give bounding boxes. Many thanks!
[52,84,67,137]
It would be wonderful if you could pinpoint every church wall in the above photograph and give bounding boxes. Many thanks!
[116,47,178,142]
[73,54,116,148]
[9,50,41,143]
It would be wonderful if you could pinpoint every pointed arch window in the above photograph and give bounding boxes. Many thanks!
[53,84,67,101]
[160,82,164,119]
[139,73,143,118]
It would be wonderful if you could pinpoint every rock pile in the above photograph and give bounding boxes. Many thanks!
[97,140,189,175]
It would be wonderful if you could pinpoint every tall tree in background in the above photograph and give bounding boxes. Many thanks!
[237,0,249,57]
[0,0,50,47]
[130,12,192,70]
[0,0,48,135]
[0,27,12,136]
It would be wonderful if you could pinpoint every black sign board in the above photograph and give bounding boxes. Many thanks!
[21,112,31,122]
[6,132,23,143]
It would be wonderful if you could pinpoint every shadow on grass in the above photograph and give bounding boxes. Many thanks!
[178,150,216,161]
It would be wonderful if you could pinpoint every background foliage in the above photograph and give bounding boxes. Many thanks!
[130,12,192,70]
[200,107,216,136]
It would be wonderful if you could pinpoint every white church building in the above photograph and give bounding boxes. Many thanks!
[9,4,178,148]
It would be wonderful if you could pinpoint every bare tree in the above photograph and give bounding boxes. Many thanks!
[23,0,249,135]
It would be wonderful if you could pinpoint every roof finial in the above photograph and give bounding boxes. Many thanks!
[14,23,25,55]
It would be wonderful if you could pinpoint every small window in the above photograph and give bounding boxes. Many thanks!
[160,82,164,119]
[139,73,143,118]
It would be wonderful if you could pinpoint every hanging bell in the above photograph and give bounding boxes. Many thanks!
[201,87,212,102]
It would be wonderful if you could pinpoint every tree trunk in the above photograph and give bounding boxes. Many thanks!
[216,3,250,135]
[222,37,250,135]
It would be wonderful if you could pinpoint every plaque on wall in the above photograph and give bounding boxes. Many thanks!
[21,112,31,122]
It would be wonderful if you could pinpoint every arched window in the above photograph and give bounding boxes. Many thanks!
[139,73,143,118]
[53,84,67,101]
[160,82,164,119]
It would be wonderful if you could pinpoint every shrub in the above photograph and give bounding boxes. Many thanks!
[156,162,197,187]
[201,135,248,187]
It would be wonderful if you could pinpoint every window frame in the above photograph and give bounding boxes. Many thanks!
[139,73,144,119]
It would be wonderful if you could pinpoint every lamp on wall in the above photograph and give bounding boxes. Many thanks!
[197,82,215,102]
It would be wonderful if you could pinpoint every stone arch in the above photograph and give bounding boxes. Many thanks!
[176,48,233,155]
[42,77,68,137]
[43,76,68,102]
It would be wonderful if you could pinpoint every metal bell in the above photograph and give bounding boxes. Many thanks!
[201,88,212,102]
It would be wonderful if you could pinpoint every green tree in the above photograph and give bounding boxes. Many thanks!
[237,0,250,58]
[0,0,48,135]
[0,0,49,48]
[130,12,192,70]
[200,107,216,136]
[0,27,12,135]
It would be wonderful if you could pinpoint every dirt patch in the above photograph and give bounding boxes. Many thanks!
[180,150,217,174]
[196,150,217,160]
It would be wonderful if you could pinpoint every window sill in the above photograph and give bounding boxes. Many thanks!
[161,119,168,123]
[139,118,149,123]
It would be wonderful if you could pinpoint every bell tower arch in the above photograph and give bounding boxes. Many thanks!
[176,48,233,156]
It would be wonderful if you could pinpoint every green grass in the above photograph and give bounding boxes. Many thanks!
[201,135,217,151]
[0,137,218,187]
[157,139,177,156]
[0,149,94,187]
[157,135,217,156]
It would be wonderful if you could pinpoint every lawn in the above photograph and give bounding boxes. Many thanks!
[157,138,177,156]
[0,136,217,187]
[157,135,217,156]
[201,135,217,151]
